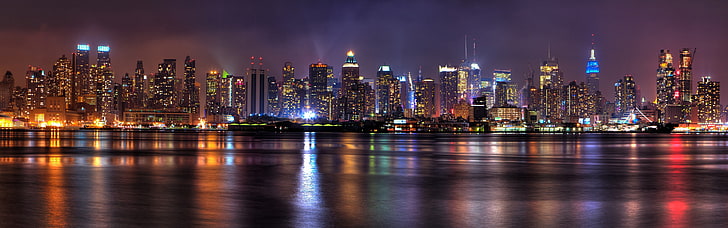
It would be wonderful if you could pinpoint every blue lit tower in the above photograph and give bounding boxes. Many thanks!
[585,35,600,95]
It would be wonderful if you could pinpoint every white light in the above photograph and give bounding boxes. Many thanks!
[302,111,316,120]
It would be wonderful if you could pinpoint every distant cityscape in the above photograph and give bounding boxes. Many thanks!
[0,39,722,132]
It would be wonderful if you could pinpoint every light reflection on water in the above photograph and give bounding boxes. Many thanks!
[2,131,728,226]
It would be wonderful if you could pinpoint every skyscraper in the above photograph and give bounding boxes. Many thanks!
[585,38,600,95]
[539,56,563,122]
[696,76,720,123]
[415,78,436,118]
[179,56,200,118]
[205,70,221,121]
[267,76,280,116]
[154,59,176,110]
[376,65,402,118]
[50,55,72,109]
[0,71,14,111]
[26,66,47,111]
[614,75,637,116]
[280,62,303,118]
[246,56,267,116]
[132,60,146,109]
[120,73,133,112]
[439,65,458,115]
[95,45,115,121]
[337,50,368,121]
[677,48,695,121]
[309,62,333,120]
[72,44,91,109]
[656,49,676,122]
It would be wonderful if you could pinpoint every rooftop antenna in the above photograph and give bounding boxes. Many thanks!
[547,41,551,59]
[464,35,469,60]
[472,38,477,62]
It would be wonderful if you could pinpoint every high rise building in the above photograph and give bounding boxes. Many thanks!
[614,75,637,116]
[205,71,221,121]
[94,45,115,122]
[308,62,333,120]
[564,81,590,119]
[246,57,267,116]
[72,44,91,109]
[50,55,72,109]
[26,66,47,111]
[267,76,280,116]
[457,61,470,101]
[120,73,133,112]
[280,62,304,118]
[539,56,563,122]
[414,78,436,118]
[132,60,146,109]
[337,50,368,121]
[494,81,509,107]
[696,76,720,123]
[376,65,402,118]
[677,49,694,103]
[656,49,677,123]
[232,75,246,119]
[0,71,14,111]
[677,48,695,121]
[585,38,600,95]
[179,56,200,118]
[439,65,458,115]
[154,59,176,110]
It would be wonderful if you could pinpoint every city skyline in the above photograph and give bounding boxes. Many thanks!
[1,0,727,102]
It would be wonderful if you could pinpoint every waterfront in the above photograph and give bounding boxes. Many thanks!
[2,131,728,227]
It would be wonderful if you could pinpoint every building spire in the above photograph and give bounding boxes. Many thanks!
[464,35,468,60]
[589,34,597,61]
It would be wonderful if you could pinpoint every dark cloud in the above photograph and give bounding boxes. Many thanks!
[1,0,727,102]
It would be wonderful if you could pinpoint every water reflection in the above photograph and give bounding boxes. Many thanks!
[1,132,728,226]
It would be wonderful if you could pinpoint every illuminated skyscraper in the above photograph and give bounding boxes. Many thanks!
[154,59,176,110]
[309,62,333,120]
[0,71,14,111]
[132,60,146,108]
[585,37,600,95]
[677,48,695,121]
[539,56,563,122]
[94,45,115,121]
[414,78,436,118]
[376,65,402,118]
[72,44,91,108]
[179,56,200,117]
[267,76,279,116]
[439,65,458,115]
[205,71,221,121]
[656,49,676,122]
[457,61,470,101]
[563,81,590,119]
[280,62,304,118]
[50,55,72,109]
[246,57,267,116]
[120,73,133,112]
[336,50,368,121]
[614,75,637,116]
[696,76,720,123]
[26,66,47,111]
[232,75,246,119]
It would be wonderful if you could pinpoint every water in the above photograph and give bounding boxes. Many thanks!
[2,130,728,227]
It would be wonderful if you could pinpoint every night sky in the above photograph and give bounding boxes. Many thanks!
[2,0,727,102]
